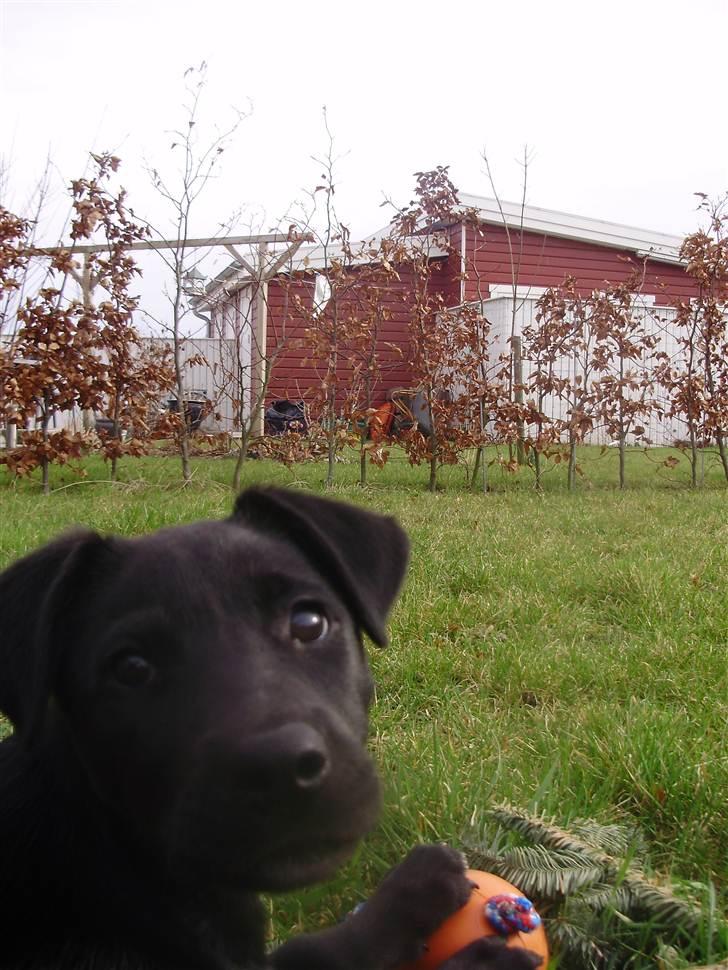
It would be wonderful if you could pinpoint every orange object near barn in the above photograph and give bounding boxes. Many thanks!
[369,401,395,442]
[400,870,549,970]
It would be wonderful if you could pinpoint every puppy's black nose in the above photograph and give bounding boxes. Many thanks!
[294,744,329,788]
[233,723,331,793]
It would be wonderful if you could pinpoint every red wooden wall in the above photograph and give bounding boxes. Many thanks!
[265,263,449,408]
[263,219,699,410]
[452,222,698,304]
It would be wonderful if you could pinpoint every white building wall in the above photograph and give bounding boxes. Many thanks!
[1,337,241,436]
[140,337,242,432]
[477,296,689,447]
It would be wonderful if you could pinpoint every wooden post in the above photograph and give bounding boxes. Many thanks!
[251,242,269,437]
[30,231,313,442]
[4,422,16,450]
[513,335,526,465]
[80,254,97,432]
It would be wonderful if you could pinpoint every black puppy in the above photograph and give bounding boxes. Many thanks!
[0,487,540,970]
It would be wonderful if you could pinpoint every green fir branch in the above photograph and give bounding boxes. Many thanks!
[476,844,605,898]
[547,916,606,970]
[465,803,726,967]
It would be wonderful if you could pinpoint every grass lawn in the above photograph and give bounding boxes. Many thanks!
[0,446,726,965]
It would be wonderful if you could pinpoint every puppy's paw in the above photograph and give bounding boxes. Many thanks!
[439,937,544,970]
[363,844,474,958]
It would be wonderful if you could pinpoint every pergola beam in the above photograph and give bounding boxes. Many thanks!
[26,230,317,440]
[223,245,257,277]
[31,232,314,256]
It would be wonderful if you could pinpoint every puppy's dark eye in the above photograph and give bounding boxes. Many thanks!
[290,605,329,643]
[111,654,155,687]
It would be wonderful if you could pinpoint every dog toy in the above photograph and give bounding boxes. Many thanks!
[401,870,549,970]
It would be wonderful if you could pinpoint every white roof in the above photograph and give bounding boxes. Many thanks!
[204,231,449,300]
[457,193,684,264]
[206,196,685,301]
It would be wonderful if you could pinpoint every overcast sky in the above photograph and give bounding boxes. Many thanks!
[2,0,727,326]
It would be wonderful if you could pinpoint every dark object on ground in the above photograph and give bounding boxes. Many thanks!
[94,417,118,436]
[0,488,539,970]
[264,399,307,436]
[388,388,458,439]
[410,390,433,436]
[389,388,419,437]
[166,388,208,431]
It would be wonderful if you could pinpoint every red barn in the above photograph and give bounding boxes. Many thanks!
[205,195,699,444]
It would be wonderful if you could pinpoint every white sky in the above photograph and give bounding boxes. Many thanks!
[2,0,727,328]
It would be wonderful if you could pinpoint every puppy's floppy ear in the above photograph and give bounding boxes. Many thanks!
[232,487,410,646]
[0,529,109,743]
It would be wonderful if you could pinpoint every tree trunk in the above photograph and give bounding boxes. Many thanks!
[512,336,526,465]
[618,355,626,490]
[232,432,249,493]
[471,447,489,494]
[533,387,546,492]
[358,379,374,487]
[428,448,438,493]
[324,345,337,487]
[179,431,191,484]
[111,394,122,482]
[172,264,191,485]
[325,395,336,489]
[41,409,50,496]
[471,446,482,491]
[689,424,698,488]
[568,435,577,491]
[702,341,728,484]
[359,429,368,487]
[716,432,728,484]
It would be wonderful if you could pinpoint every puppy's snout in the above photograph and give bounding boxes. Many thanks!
[228,723,331,794]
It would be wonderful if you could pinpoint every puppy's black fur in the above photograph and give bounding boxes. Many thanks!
[0,487,540,970]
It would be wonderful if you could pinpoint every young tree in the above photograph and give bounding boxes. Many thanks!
[146,63,247,484]
[201,232,311,492]
[0,206,31,422]
[0,156,55,345]
[295,235,404,487]
[481,146,534,466]
[588,273,659,489]
[519,312,563,490]
[285,116,402,488]
[0,154,173,490]
[0,204,33,451]
[655,196,728,485]
[290,118,361,489]
[387,167,476,492]
[342,253,401,486]
[0,160,116,491]
[72,157,176,480]
[530,278,599,491]
[527,271,664,490]
[0,208,30,312]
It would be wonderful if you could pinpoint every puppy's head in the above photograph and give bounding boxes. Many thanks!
[0,487,409,891]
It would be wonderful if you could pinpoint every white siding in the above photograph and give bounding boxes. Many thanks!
[477,296,688,447]
[1,337,244,436]
[140,337,243,432]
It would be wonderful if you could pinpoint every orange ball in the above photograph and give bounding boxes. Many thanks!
[401,870,549,970]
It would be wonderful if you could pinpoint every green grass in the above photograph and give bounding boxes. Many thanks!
[0,447,726,964]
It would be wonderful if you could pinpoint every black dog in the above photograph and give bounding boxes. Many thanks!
[0,487,540,970]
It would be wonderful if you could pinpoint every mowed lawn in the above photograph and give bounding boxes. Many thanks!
[0,448,726,954]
